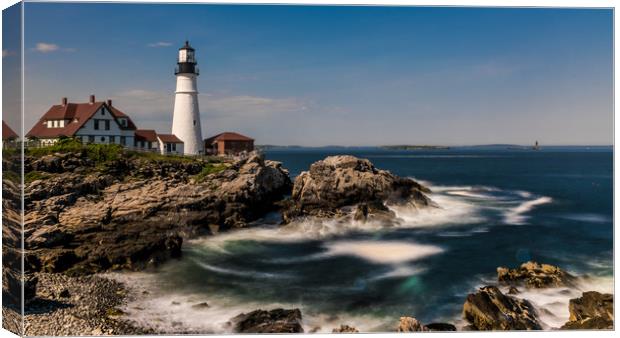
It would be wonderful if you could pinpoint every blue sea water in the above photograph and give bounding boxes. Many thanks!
[118,147,613,332]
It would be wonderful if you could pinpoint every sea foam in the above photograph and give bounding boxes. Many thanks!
[323,240,443,264]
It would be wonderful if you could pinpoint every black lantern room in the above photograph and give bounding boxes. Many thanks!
[175,40,199,75]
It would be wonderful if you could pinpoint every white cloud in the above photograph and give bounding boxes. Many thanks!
[33,42,75,53]
[148,42,172,48]
[34,43,59,53]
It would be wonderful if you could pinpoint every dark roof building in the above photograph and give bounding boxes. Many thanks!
[157,134,183,143]
[2,121,18,140]
[134,129,159,143]
[205,132,254,156]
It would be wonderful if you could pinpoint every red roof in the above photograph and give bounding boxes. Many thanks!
[135,129,158,142]
[157,134,183,143]
[3,121,18,140]
[26,100,137,138]
[205,132,254,145]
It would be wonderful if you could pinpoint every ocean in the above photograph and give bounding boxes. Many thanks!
[113,146,613,333]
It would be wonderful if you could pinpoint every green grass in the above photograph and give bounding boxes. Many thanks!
[27,138,124,163]
[24,171,50,183]
[2,170,20,183]
[26,138,228,178]
[194,163,227,182]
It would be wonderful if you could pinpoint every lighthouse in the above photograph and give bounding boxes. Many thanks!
[172,41,203,155]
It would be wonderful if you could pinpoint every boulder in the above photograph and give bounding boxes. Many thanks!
[424,323,457,331]
[283,155,434,222]
[462,285,541,330]
[230,308,304,333]
[398,317,427,332]
[332,325,359,333]
[561,291,613,330]
[497,261,575,288]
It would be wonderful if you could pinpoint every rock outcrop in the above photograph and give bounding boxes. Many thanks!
[283,155,434,223]
[230,308,304,333]
[425,323,457,331]
[332,325,359,333]
[397,317,456,332]
[497,261,575,288]
[397,317,427,332]
[561,291,613,330]
[23,151,291,275]
[462,286,541,330]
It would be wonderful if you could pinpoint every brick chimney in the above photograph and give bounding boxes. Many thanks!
[106,99,112,107]
[89,94,95,104]
[61,97,67,106]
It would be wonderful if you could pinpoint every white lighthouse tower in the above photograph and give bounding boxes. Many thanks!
[172,41,203,155]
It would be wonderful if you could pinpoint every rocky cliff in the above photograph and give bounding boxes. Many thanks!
[21,149,291,276]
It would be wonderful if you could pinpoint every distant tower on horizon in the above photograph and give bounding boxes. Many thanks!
[172,40,203,155]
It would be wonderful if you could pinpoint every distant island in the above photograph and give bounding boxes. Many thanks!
[380,145,450,150]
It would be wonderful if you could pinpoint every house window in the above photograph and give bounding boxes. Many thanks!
[166,143,172,152]
[88,136,94,143]
[105,120,110,130]
[119,119,127,127]
[101,108,105,116]
[120,136,126,146]
[140,141,145,148]
[94,120,100,130]
[110,136,115,144]
[101,136,106,142]
[172,143,177,151]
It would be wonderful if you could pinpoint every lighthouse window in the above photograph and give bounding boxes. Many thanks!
[193,120,196,126]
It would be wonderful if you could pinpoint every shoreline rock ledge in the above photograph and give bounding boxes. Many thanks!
[23,151,292,276]
[282,155,436,223]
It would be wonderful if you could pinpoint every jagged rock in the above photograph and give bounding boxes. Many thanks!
[283,155,434,222]
[507,286,520,295]
[424,323,457,331]
[230,308,304,333]
[462,285,541,330]
[497,261,575,288]
[2,269,38,306]
[561,291,613,329]
[398,317,427,332]
[23,150,291,275]
[332,324,359,333]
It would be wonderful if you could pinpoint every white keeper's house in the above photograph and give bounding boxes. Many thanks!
[26,95,184,155]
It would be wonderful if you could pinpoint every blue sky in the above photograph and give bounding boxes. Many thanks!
[8,3,614,145]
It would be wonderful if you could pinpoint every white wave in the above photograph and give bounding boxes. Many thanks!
[390,192,484,227]
[193,260,290,279]
[506,275,613,329]
[504,196,553,225]
[323,240,443,264]
[369,265,426,281]
[107,272,395,334]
